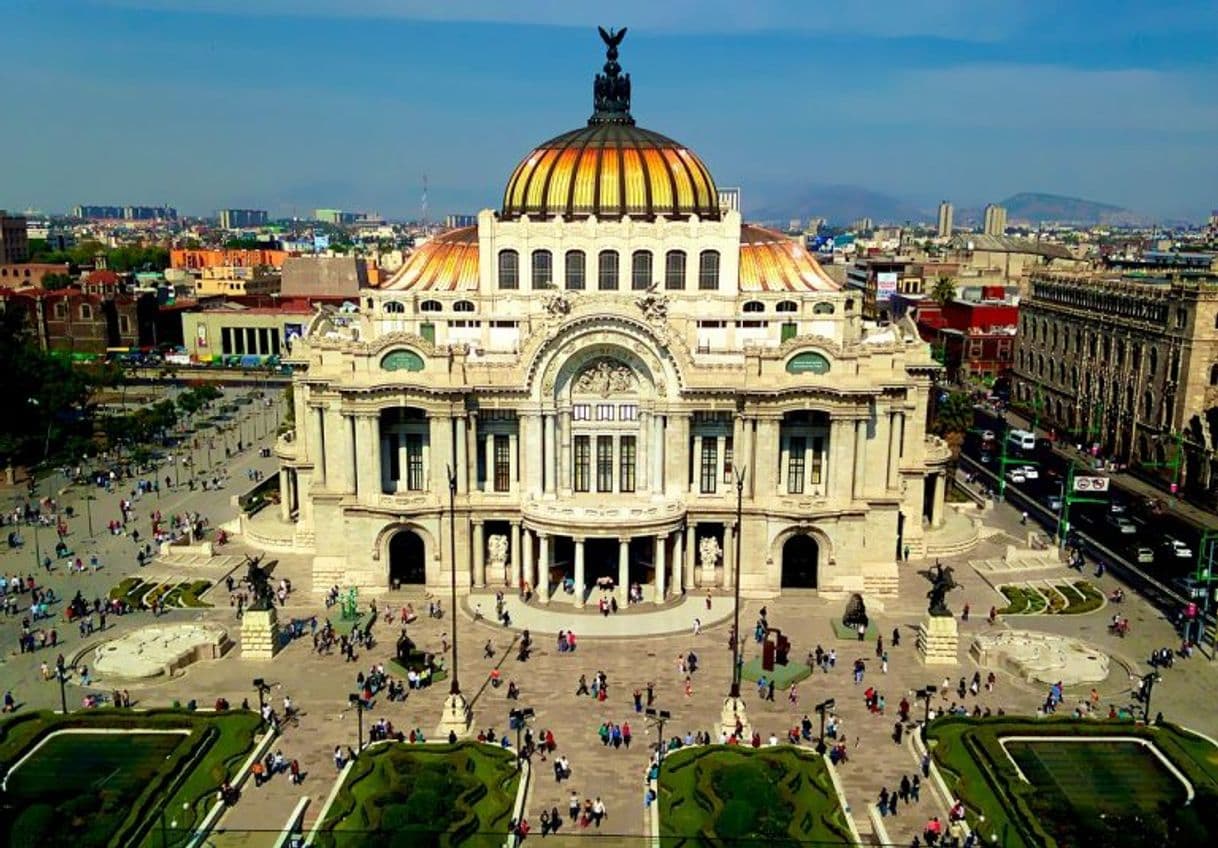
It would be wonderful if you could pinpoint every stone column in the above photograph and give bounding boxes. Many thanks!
[520,414,540,495]
[473,520,486,587]
[508,431,519,495]
[888,411,903,491]
[754,418,779,495]
[510,522,522,589]
[655,533,667,603]
[278,469,291,520]
[685,523,697,587]
[573,537,586,607]
[618,537,630,607]
[429,414,451,496]
[309,406,326,487]
[455,415,468,494]
[288,470,298,514]
[829,418,852,502]
[558,411,571,494]
[932,473,946,528]
[343,413,357,494]
[543,414,557,494]
[355,414,380,503]
[638,412,650,493]
[522,529,534,592]
[666,414,690,496]
[538,534,551,603]
[323,408,346,492]
[651,413,664,492]
[672,526,684,594]
[779,434,790,493]
[852,418,868,501]
[692,433,703,494]
[723,522,735,589]
[466,412,479,493]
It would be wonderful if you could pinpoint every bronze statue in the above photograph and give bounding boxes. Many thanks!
[591,26,633,123]
[598,26,627,57]
[922,561,959,617]
[244,554,275,611]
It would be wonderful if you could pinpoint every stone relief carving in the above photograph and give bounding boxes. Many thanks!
[574,358,636,397]
[699,536,722,571]
[542,290,575,317]
[487,534,509,569]
[635,288,668,322]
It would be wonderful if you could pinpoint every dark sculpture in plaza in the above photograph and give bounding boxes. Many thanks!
[842,593,868,629]
[243,554,274,611]
[924,561,959,617]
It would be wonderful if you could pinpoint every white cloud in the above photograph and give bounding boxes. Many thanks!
[93,0,1032,41]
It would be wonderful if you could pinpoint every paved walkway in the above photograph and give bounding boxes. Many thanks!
[467,590,736,637]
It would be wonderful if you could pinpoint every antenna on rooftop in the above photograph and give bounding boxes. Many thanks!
[421,173,429,231]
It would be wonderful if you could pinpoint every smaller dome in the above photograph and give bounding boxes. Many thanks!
[738,225,839,293]
[381,227,479,292]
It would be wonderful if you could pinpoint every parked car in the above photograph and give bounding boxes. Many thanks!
[980,430,996,443]
[1006,469,1027,484]
[1045,494,1063,512]
[1109,499,1128,515]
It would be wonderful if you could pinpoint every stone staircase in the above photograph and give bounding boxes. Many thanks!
[154,552,247,571]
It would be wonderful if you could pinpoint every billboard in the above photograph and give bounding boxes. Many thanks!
[876,271,898,301]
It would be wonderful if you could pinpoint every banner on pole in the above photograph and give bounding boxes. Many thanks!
[1073,476,1110,492]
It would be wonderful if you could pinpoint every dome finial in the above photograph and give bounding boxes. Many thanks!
[590,26,634,126]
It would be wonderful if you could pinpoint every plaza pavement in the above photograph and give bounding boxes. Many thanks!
[5,408,1218,846]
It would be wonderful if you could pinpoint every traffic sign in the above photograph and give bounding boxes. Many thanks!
[1073,476,1110,492]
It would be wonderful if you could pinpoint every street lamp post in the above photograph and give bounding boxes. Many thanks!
[56,666,69,714]
[253,677,270,723]
[509,707,535,770]
[84,493,94,539]
[645,707,672,765]
[814,698,836,754]
[729,466,746,698]
[437,463,471,737]
[1140,672,1161,723]
[916,685,938,738]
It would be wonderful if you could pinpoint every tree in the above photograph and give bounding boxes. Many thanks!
[932,390,973,439]
[931,274,957,306]
[40,273,76,290]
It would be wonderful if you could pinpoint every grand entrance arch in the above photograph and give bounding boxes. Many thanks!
[388,529,426,586]
[781,534,819,588]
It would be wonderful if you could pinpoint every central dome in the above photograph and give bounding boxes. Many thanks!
[501,124,719,221]
[501,27,720,222]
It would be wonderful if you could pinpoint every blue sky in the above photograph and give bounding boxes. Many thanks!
[3,0,1216,221]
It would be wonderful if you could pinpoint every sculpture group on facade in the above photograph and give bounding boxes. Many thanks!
[699,536,722,572]
[487,534,509,573]
[575,358,636,396]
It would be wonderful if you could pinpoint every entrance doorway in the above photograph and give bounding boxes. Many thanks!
[388,530,426,586]
[586,538,619,584]
[781,534,819,588]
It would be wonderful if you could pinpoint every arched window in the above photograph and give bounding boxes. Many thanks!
[383,301,406,314]
[743,301,764,313]
[80,303,93,320]
[1148,347,1158,376]
[531,249,553,289]
[664,251,686,290]
[813,302,835,315]
[497,249,519,289]
[453,300,475,313]
[420,300,442,312]
[631,250,653,290]
[698,250,720,290]
[1144,390,1154,419]
[598,250,619,290]
[776,300,798,313]
[565,250,585,290]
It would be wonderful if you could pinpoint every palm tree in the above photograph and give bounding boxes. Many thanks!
[931,275,956,306]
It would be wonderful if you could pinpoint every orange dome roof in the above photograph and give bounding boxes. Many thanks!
[381,226,479,292]
[738,225,839,293]
[501,124,719,221]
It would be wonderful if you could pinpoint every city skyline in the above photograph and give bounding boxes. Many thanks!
[4,0,1216,221]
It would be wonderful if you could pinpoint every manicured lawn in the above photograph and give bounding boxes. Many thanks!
[108,578,213,609]
[0,709,260,848]
[928,716,1218,847]
[659,745,854,847]
[314,741,519,848]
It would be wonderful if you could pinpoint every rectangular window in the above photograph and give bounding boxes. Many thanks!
[781,322,797,342]
[388,433,401,482]
[698,250,720,290]
[532,250,553,289]
[723,436,734,483]
[618,404,638,421]
[598,251,619,290]
[246,328,258,354]
[572,404,591,421]
[573,435,591,492]
[787,436,806,494]
[221,327,233,355]
[631,251,653,290]
[271,329,281,355]
[597,435,614,492]
[234,328,245,354]
[810,436,824,485]
[665,251,686,290]
[565,251,585,290]
[700,437,718,494]
[405,434,424,490]
[119,314,131,335]
[596,404,615,421]
[620,436,636,493]
[420,322,435,344]
[257,327,270,355]
[493,434,510,492]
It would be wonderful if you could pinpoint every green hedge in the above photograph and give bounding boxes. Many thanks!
[928,716,1218,847]
[659,745,854,847]
[0,709,260,848]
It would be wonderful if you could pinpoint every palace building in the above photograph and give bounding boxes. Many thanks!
[272,32,949,602]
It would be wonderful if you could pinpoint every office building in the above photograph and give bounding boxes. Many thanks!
[218,209,269,229]
[983,204,1007,236]
[937,201,954,239]
[1,211,30,264]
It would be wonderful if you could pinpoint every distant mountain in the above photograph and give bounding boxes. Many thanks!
[747,184,927,227]
[998,192,1135,226]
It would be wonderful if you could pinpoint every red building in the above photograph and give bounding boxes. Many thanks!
[0,287,144,355]
[916,288,1018,382]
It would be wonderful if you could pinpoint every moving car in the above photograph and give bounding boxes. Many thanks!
[1019,464,1039,480]
[1107,515,1136,534]
[1045,494,1063,512]
[1006,469,1027,484]
[1134,546,1155,564]
[1163,537,1193,559]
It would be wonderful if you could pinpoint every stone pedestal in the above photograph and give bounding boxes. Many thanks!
[719,695,752,741]
[916,614,959,665]
[240,607,281,659]
[436,692,473,739]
